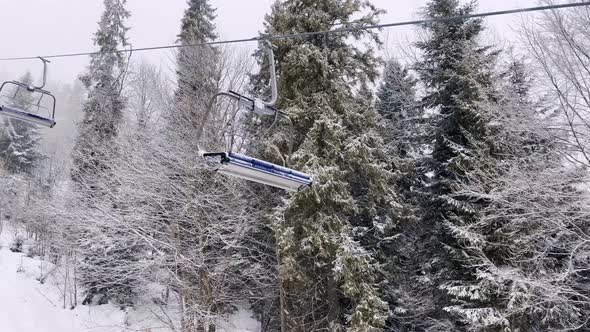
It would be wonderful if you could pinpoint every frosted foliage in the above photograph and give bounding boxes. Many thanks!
[87,0,130,89]
[3,1,590,332]
[523,0,590,168]
[448,157,590,331]
[424,43,590,329]
[72,0,130,188]
[252,0,396,330]
[69,0,134,309]
[177,0,217,44]
[385,0,510,330]
[142,1,277,329]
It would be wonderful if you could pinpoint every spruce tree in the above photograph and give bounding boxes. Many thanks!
[375,59,422,195]
[441,57,564,331]
[374,60,435,330]
[72,0,130,188]
[377,60,417,135]
[409,0,500,329]
[0,72,43,174]
[253,1,396,330]
[178,0,216,44]
[173,0,218,138]
[167,2,230,330]
[416,0,497,199]
[410,3,564,331]
[70,0,135,307]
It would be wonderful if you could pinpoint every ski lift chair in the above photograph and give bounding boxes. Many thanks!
[0,57,57,128]
[199,41,312,192]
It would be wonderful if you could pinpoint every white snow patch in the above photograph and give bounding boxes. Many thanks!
[0,228,166,332]
[216,305,261,332]
[0,225,262,332]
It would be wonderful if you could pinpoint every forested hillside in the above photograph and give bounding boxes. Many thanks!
[1,0,589,331]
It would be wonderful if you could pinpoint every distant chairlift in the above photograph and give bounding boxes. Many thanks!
[0,57,57,128]
[200,41,312,192]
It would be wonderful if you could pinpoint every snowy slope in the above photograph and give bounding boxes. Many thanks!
[0,228,261,332]
[0,234,132,332]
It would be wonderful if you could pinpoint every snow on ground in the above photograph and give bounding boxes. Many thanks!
[217,307,261,332]
[0,226,261,332]
[0,231,135,331]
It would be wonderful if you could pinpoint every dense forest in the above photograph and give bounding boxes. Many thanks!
[1,0,589,331]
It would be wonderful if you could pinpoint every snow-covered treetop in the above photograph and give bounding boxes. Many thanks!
[83,0,131,91]
[177,0,217,44]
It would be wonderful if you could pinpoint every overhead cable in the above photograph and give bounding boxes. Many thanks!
[0,1,588,61]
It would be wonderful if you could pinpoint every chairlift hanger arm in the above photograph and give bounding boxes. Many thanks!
[197,90,288,150]
[226,90,288,119]
[262,40,278,107]
[196,41,311,191]
[34,57,50,90]
[196,42,294,159]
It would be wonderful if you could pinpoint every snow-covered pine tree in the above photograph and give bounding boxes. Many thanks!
[376,60,417,153]
[166,2,234,330]
[411,0,501,329]
[0,72,44,174]
[375,59,423,193]
[416,0,498,202]
[405,5,588,326]
[178,0,216,43]
[252,1,398,330]
[172,0,218,138]
[439,52,583,331]
[72,0,130,188]
[441,51,590,330]
[70,0,137,307]
[373,60,440,330]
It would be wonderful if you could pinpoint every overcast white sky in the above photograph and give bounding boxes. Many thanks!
[0,0,537,83]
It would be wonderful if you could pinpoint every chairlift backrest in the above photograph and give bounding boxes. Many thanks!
[0,57,57,128]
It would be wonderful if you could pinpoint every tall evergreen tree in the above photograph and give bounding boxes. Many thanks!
[72,0,130,188]
[167,2,232,330]
[375,59,422,195]
[416,0,497,200]
[173,0,218,138]
[441,57,566,331]
[252,1,398,330]
[400,0,500,329]
[410,3,564,331]
[374,60,436,330]
[70,0,135,307]
[178,0,216,44]
[0,72,43,174]
[377,60,417,134]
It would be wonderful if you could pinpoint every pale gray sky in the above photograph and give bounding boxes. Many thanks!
[0,0,537,83]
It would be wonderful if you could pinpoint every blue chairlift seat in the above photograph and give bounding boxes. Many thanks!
[0,104,56,128]
[203,152,312,192]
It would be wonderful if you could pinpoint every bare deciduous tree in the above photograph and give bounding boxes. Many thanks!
[522,0,590,168]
